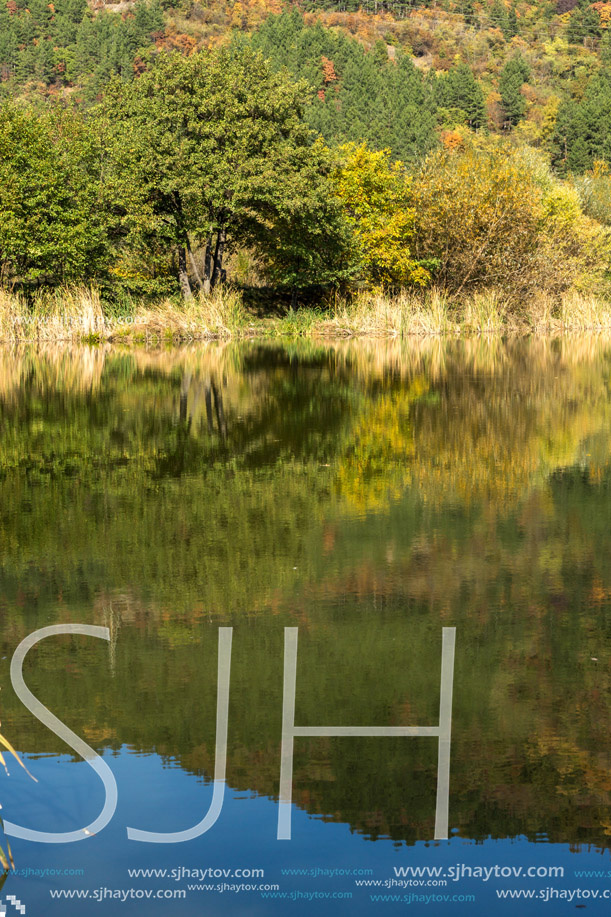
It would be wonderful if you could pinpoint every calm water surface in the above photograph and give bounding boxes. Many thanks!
[0,338,610,915]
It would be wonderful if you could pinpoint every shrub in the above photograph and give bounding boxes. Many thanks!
[574,162,611,226]
[332,143,433,291]
[411,141,611,301]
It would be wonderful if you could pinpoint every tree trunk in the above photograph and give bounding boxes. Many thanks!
[179,371,192,424]
[204,383,214,432]
[202,234,213,294]
[210,226,226,289]
[188,247,203,292]
[178,246,192,300]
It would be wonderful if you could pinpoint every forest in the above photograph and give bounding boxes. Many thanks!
[3,0,611,328]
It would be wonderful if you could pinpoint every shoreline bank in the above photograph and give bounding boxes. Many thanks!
[3,287,611,343]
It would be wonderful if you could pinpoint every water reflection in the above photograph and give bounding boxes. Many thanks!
[0,337,609,859]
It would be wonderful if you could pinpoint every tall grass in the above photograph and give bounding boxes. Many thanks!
[460,290,506,334]
[0,286,246,342]
[559,291,611,331]
[328,288,455,337]
[326,288,611,337]
[118,285,246,341]
[3,284,611,341]
[0,287,108,341]
[0,289,32,340]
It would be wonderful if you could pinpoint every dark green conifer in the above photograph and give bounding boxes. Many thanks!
[446,63,487,128]
[505,3,519,38]
[489,0,509,34]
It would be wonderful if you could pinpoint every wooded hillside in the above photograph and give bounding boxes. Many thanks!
[2,0,611,170]
[3,0,611,308]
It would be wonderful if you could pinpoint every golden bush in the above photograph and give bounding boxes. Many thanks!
[411,143,611,303]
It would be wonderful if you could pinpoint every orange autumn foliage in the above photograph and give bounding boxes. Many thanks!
[592,1,611,27]
[321,55,337,84]
[440,129,464,151]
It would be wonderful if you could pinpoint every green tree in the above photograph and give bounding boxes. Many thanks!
[568,136,592,172]
[438,63,487,129]
[459,0,478,26]
[245,139,357,299]
[101,46,352,298]
[0,0,163,98]
[0,104,109,291]
[247,12,437,163]
[489,0,509,33]
[550,71,611,173]
[505,3,519,38]
[499,55,530,127]
[567,3,601,45]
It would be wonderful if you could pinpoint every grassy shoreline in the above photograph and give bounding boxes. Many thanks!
[3,286,611,343]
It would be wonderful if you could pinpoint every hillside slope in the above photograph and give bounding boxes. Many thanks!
[2,0,611,170]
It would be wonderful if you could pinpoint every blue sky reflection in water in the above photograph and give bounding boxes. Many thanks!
[4,749,611,916]
[0,338,609,914]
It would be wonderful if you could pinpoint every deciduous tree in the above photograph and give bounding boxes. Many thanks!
[100,46,352,297]
[332,142,433,290]
[0,104,109,291]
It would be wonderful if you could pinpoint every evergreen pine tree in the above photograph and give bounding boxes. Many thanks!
[567,5,601,45]
[499,55,530,126]
[582,5,602,39]
[447,63,487,128]
[371,39,389,70]
[460,0,478,25]
[489,0,509,34]
[34,37,56,86]
[0,6,19,80]
[568,136,591,172]
[505,3,519,38]
[550,73,611,172]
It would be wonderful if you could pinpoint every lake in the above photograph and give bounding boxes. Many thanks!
[0,337,609,915]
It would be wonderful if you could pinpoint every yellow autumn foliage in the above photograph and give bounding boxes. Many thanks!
[411,142,611,301]
[332,143,432,291]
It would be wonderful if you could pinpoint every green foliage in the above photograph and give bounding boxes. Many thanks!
[489,0,509,33]
[458,0,478,25]
[100,45,353,296]
[3,4,611,302]
[499,54,531,127]
[0,0,164,101]
[246,12,438,163]
[487,0,520,39]
[0,103,110,291]
[434,62,487,129]
[505,3,519,39]
[574,162,611,225]
[566,4,601,46]
[251,138,357,293]
[551,69,611,173]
